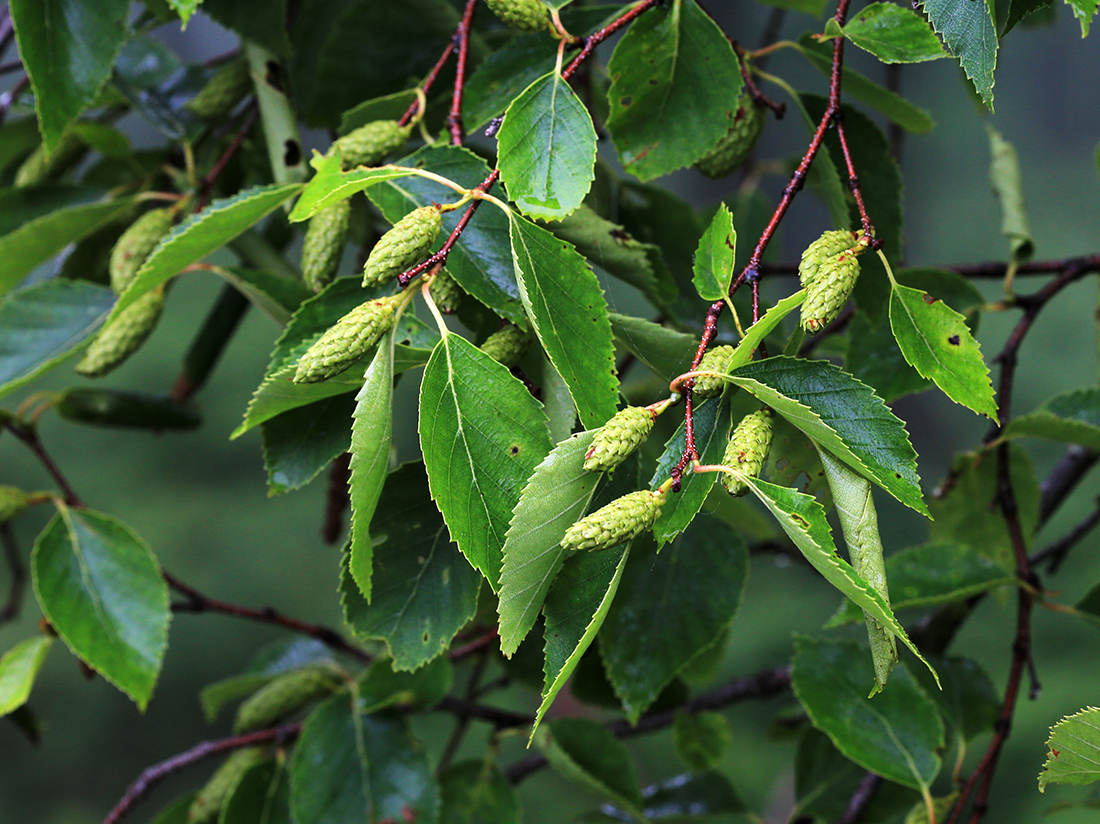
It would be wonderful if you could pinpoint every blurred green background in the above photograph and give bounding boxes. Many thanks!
[1,1,1099,822]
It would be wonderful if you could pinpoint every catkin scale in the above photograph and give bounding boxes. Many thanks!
[187,747,267,824]
[484,0,550,31]
[692,345,736,399]
[799,230,862,333]
[478,324,530,369]
[330,120,410,170]
[109,209,173,294]
[233,665,342,734]
[75,287,166,378]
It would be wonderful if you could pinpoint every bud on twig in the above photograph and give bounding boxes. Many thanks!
[561,488,666,551]
[362,206,442,288]
[584,406,656,472]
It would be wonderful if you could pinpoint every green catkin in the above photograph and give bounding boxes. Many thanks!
[561,489,666,551]
[300,199,351,292]
[185,57,252,120]
[484,0,551,31]
[478,324,529,369]
[584,406,656,472]
[109,209,173,294]
[14,131,86,188]
[233,665,342,734]
[75,287,166,378]
[0,487,34,523]
[720,408,774,497]
[330,120,410,170]
[693,93,766,179]
[293,295,401,383]
[692,345,736,399]
[798,229,858,290]
[428,269,464,314]
[799,230,862,333]
[361,206,442,288]
[187,747,267,824]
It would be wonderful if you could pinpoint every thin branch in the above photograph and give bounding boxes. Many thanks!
[399,33,456,128]
[446,0,478,146]
[561,0,663,82]
[835,772,881,824]
[1039,445,1099,526]
[4,421,82,506]
[197,106,259,211]
[1030,496,1100,574]
[322,452,353,545]
[0,522,26,626]
[102,723,301,824]
[164,571,372,665]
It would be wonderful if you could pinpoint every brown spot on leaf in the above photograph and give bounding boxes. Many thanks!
[510,445,520,455]
[923,293,938,304]
[948,335,961,346]
[283,139,302,167]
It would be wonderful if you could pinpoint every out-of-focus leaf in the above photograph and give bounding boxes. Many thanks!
[988,127,1034,261]
[673,711,733,771]
[536,717,643,815]
[440,760,520,824]
[262,394,354,497]
[578,771,748,822]
[222,759,292,824]
[1004,387,1100,450]
[0,637,53,716]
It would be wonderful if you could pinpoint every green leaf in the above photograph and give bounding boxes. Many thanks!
[1039,707,1100,791]
[780,93,848,229]
[419,334,552,588]
[508,213,619,428]
[692,203,736,301]
[166,0,203,25]
[922,0,998,109]
[340,463,482,671]
[1004,387,1100,450]
[1004,0,1057,34]
[222,760,292,824]
[743,477,935,680]
[0,191,137,296]
[1063,0,1098,34]
[369,145,525,325]
[579,772,748,822]
[846,311,930,402]
[215,266,312,327]
[609,313,698,381]
[536,717,643,815]
[339,89,418,135]
[262,394,355,497]
[0,637,53,716]
[914,656,999,743]
[0,280,115,399]
[728,290,808,372]
[729,356,928,515]
[602,522,748,722]
[648,399,731,546]
[346,332,395,599]
[201,639,335,722]
[31,507,170,710]
[841,3,948,62]
[498,71,597,220]
[605,0,743,182]
[987,127,1034,261]
[357,655,453,713]
[439,761,520,824]
[674,711,733,771]
[889,281,998,418]
[10,0,130,151]
[497,431,600,656]
[111,184,303,320]
[793,637,943,791]
[794,35,935,133]
[538,544,631,734]
[826,542,1015,626]
[288,150,415,222]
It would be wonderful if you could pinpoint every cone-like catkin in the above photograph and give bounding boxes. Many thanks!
[584,406,655,473]
[300,199,351,292]
[109,209,173,294]
[693,94,766,179]
[692,345,735,399]
[479,324,529,369]
[293,295,401,383]
[362,206,441,288]
[800,231,862,333]
[429,269,464,314]
[187,747,267,824]
[484,0,550,31]
[561,489,665,551]
[330,120,410,170]
[233,665,342,734]
[720,408,774,497]
[0,487,34,523]
[185,57,252,120]
[14,131,86,188]
[75,287,166,377]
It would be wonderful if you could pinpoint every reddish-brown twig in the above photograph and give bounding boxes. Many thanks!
[3,420,82,506]
[197,106,259,211]
[322,451,353,544]
[561,0,664,82]
[0,522,26,626]
[446,0,479,145]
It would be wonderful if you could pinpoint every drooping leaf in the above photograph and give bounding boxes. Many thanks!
[648,399,732,546]
[497,432,600,657]
[793,637,943,791]
[922,0,999,109]
[0,280,115,398]
[729,356,928,515]
[112,184,303,319]
[889,281,998,418]
[578,771,748,822]
[1039,707,1100,791]
[369,145,524,325]
[692,202,736,301]
[1004,387,1100,450]
[0,191,137,296]
[31,507,170,710]
[419,333,552,588]
[346,331,395,599]
[987,127,1034,261]
[261,393,355,496]
[10,0,130,151]
[602,522,748,722]
[509,213,619,428]
[743,477,935,680]
[498,71,597,220]
[826,542,1015,626]
[222,759,292,824]
[288,150,416,222]
[673,711,733,771]
[605,0,743,182]
[535,717,643,815]
[0,637,53,716]
[340,464,482,671]
[608,313,698,381]
[439,761,521,824]
[841,3,948,62]
[728,290,809,372]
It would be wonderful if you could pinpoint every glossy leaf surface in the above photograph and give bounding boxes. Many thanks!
[841,3,947,63]
[922,0,998,109]
[692,203,735,301]
[1039,707,1100,791]
[262,394,355,496]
